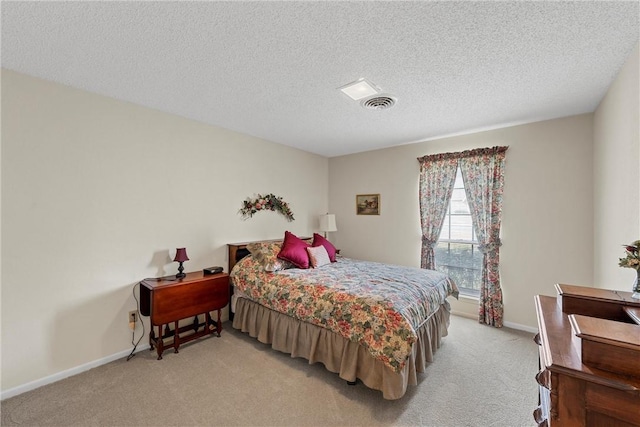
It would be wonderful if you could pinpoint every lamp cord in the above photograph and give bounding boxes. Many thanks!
[126,283,145,361]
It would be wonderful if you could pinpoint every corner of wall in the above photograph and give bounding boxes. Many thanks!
[593,42,640,289]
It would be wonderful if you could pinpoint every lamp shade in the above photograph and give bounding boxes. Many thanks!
[319,214,337,233]
[173,248,189,262]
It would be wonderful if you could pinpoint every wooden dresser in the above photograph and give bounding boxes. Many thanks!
[534,284,640,426]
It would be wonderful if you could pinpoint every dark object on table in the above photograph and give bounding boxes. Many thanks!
[203,266,224,275]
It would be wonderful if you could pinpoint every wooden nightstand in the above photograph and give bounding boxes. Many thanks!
[140,271,229,360]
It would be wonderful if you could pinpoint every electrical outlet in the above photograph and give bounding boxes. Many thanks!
[129,311,137,324]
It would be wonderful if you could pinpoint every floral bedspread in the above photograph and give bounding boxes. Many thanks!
[231,256,459,372]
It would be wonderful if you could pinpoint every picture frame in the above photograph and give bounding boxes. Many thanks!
[356,194,380,215]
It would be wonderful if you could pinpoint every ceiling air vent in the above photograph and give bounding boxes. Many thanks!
[361,95,396,110]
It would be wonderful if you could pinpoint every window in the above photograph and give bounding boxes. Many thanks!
[435,167,482,297]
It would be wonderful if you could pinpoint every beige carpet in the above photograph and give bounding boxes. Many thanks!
[1,315,538,427]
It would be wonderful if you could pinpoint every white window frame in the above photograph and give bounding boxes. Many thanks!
[435,167,481,297]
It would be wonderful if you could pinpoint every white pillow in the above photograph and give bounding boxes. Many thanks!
[306,245,331,268]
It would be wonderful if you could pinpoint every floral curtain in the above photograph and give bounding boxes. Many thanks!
[459,146,508,327]
[418,146,508,327]
[417,154,458,269]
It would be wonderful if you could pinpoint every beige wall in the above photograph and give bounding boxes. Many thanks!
[329,114,595,329]
[1,70,329,394]
[593,43,640,288]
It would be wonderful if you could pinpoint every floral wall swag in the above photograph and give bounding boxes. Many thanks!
[239,193,294,222]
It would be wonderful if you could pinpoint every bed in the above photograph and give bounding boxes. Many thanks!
[228,233,458,399]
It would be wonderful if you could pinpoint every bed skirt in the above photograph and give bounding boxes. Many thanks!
[232,297,451,399]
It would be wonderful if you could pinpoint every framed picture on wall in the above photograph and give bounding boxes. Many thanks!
[356,194,380,215]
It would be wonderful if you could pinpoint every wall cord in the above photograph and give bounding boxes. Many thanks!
[126,283,145,361]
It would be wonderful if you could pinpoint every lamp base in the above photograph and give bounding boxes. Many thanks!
[176,262,186,279]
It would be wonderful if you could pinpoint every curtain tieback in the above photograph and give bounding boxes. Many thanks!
[479,240,502,254]
[421,236,437,248]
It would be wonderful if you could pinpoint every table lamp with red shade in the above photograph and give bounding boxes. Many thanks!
[173,248,189,278]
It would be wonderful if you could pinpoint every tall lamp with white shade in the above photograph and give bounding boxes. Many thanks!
[319,213,337,238]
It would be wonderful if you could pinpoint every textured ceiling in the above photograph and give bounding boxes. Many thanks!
[2,1,638,157]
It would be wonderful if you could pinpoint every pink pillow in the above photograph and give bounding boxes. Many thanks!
[312,233,337,262]
[307,245,331,268]
[277,231,311,269]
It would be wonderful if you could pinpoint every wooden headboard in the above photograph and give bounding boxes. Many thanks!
[227,237,312,272]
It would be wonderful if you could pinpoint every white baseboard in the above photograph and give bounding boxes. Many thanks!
[451,310,476,320]
[503,320,538,334]
[451,312,538,334]
[1,344,150,401]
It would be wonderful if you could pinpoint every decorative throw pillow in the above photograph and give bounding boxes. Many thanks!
[247,242,294,272]
[277,231,311,269]
[312,233,337,262]
[306,245,331,268]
